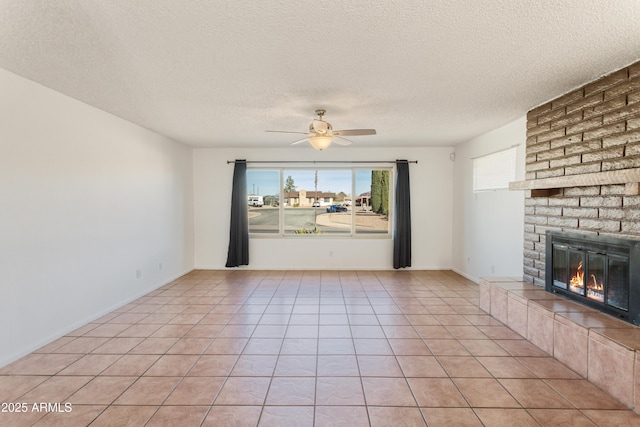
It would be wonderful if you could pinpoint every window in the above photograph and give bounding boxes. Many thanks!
[355,169,390,234]
[247,167,392,237]
[473,147,517,192]
[247,170,279,234]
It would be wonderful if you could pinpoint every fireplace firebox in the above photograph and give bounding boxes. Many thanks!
[546,231,640,325]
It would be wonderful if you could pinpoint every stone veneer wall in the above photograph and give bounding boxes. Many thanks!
[524,60,640,286]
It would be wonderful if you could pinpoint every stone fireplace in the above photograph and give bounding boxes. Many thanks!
[511,59,640,291]
[478,59,640,413]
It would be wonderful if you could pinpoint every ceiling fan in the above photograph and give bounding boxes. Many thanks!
[266,109,376,151]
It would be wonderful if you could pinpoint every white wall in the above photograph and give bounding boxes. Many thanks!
[451,117,526,282]
[194,146,454,270]
[0,69,194,367]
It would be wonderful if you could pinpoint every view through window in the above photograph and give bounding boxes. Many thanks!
[247,168,391,236]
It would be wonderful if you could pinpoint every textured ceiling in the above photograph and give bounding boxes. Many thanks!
[1,0,639,148]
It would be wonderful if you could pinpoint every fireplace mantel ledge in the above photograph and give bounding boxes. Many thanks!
[509,167,640,197]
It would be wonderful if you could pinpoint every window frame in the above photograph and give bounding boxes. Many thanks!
[247,165,394,238]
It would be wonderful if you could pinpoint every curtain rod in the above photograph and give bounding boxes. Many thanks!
[226,160,418,164]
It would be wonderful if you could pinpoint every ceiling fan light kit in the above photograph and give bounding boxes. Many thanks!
[308,135,333,151]
[266,109,376,151]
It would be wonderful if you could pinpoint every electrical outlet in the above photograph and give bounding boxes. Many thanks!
[159,262,163,271]
[136,269,142,279]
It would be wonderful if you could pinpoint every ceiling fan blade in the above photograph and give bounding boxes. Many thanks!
[332,136,352,146]
[332,129,376,136]
[266,130,309,135]
[290,137,310,146]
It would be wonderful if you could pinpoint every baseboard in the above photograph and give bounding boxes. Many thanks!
[451,267,479,284]
[194,265,452,271]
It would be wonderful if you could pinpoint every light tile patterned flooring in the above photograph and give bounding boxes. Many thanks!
[1,270,640,426]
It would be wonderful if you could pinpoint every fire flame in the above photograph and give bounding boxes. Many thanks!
[589,274,604,292]
[567,260,604,301]
[570,261,584,288]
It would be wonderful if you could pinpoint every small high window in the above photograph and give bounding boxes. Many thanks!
[473,147,516,192]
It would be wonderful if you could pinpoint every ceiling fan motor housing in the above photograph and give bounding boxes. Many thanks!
[310,119,331,134]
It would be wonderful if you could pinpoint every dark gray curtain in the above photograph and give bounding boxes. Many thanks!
[393,160,412,269]
[225,160,249,267]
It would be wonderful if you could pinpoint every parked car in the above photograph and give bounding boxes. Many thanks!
[248,195,263,207]
[312,201,321,207]
[326,204,348,213]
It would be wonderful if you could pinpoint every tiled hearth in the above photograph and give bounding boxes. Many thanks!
[480,277,640,412]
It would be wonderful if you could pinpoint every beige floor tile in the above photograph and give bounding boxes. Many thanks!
[437,356,492,378]
[420,408,483,427]
[166,337,213,354]
[388,338,432,355]
[113,376,181,405]
[214,377,270,405]
[318,338,355,355]
[242,338,284,354]
[367,406,426,427]
[143,354,198,376]
[0,353,82,375]
[499,378,573,408]
[259,406,314,427]
[315,377,365,405]
[100,354,160,376]
[205,337,248,354]
[545,379,627,410]
[281,338,318,354]
[0,375,48,401]
[352,338,393,355]
[516,356,582,379]
[164,376,225,405]
[474,408,540,426]
[314,406,370,427]
[91,337,144,354]
[458,339,510,356]
[274,355,317,376]
[528,409,598,426]
[495,338,550,356]
[58,354,120,375]
[0,408,47,426]
[69,376,137,405]
[357,355,403,377]
[408,377,469,407]
[129,337,178,354]
[396,355,448,378]
[84,405,157,427]
[203,405,262,427]
[476,355,537,378]
[453,378,521,408]
[32,404,107,427]
[317,355,359,376]
[422,339,470,356]
[265,377,316,405]
[188,354,238,376]
[361,377,417,406]
[21,376,93,402]
[230,354,278,376]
